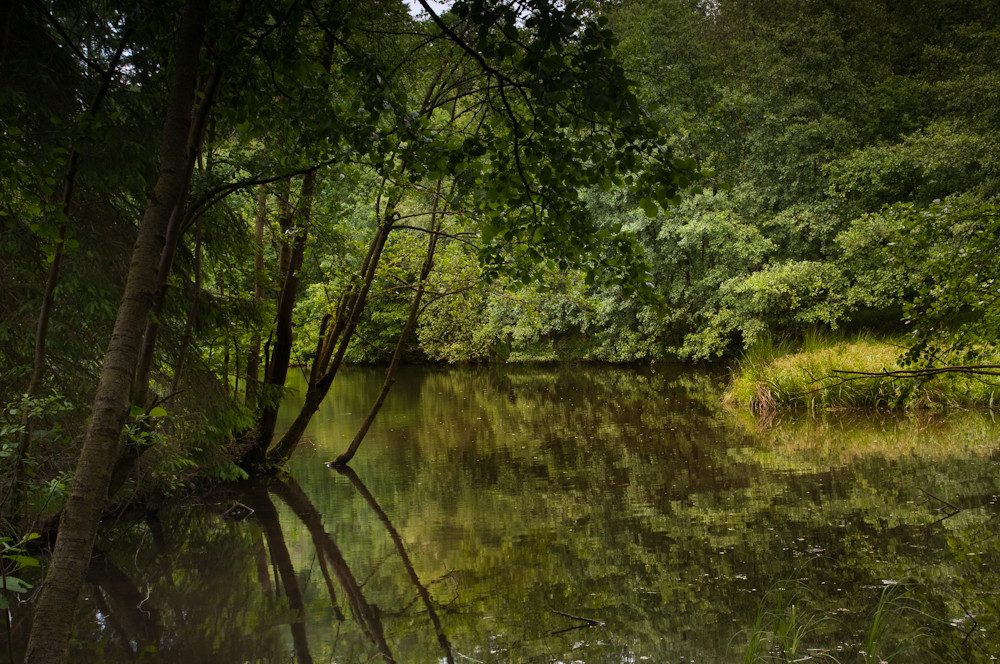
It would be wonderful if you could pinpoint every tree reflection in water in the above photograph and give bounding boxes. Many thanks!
[54,471,452,663]
[16,366,1000,662]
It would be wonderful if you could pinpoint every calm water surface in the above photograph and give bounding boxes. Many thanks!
[55,366,1000,661]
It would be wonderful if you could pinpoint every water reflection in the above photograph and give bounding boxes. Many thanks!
[28,366,1000,662]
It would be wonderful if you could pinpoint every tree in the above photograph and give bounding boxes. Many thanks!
[543,0,1000,359]
[8,0,697,657]
[25,1,212,660]
[241,0,698,469]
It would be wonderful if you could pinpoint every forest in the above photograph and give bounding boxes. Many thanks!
[2,0,1000,662]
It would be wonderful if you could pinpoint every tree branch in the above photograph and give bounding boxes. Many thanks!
[831,365,1000,379]
[416,0,523,90]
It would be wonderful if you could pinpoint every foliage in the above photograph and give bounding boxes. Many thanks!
[891,199,1000,366]
[13,1,1000,660]
[0,394,75,515]
[5,4,1000,646]
[682,260,853,359]
[140,382,253,493]
[1,531,40,663]
[1,0,708,506]
[356,0,999,363]
[0,532,40,609]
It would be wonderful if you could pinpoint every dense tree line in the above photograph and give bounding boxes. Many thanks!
[392,0,1000,362]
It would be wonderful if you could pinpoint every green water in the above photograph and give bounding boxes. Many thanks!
[60,366,1000,661]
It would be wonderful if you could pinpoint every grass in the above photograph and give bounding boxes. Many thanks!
[738,578,937,663]
[724,333,1000,412]
[738,579,834,663]
[859,582,937,664]
[731,408,1000,470]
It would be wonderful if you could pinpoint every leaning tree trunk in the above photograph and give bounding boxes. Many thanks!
[24,2,209,661]
[330,186,445,467]
[131,62,224,408]
[264,208,396,466]
[267,88,457,468]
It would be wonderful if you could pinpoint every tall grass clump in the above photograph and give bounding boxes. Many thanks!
[724,335,1000,412]
[858,582,931,663]
[737,579,832,663]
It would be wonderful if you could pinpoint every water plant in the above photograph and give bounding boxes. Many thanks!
[858,582,927,663]
[739,580,834,663]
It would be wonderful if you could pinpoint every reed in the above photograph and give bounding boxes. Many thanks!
[859,582,933,663]
[739,580,834,663]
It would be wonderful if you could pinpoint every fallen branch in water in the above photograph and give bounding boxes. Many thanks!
[918,487,963,529]
[549,608,605,627]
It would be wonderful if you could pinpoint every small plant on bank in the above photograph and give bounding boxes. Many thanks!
[858,582,930,664]
[1,531,40,663]
[0,393,75,517]
[738,577,941,663]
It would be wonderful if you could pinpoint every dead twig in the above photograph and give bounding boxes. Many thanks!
[549,608,605,627]
[917,488,962,529]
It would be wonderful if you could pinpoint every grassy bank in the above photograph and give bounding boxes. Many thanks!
[724,335,1000,412]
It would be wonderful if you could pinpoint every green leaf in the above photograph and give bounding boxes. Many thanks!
[481,224,498,244]
[7,554,39,568]
[638,198,658,218]
[1,576,32,593]
[148,406,168,418]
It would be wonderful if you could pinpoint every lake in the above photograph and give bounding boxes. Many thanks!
[38,366,1000,661]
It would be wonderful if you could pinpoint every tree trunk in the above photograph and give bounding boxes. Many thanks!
[330,196,443,466]
[24,2,209,661]
[265,209,395,466]
[244,186,267,409]
[241,173,314,472]
[262,371,334,465]
[132,62,224,408]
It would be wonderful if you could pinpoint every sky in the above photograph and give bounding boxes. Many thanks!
[404,0,452,17]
